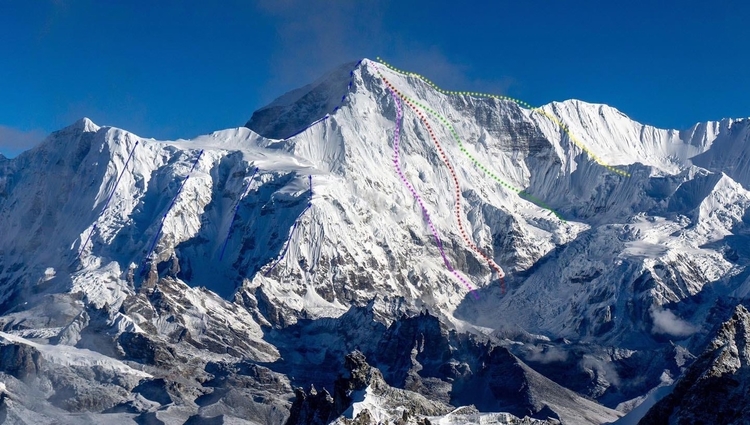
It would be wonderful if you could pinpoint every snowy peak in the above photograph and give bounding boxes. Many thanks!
[3,57,750,424]
[692,118,750,188]
[47,117,101,140]
[72,117,100,133]
[245,60,362,139]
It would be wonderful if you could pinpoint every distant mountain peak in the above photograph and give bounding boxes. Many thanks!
[68,117,100,133]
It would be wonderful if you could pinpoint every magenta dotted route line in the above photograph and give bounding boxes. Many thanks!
[389,89,479,299]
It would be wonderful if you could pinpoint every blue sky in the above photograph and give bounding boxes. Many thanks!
[1,0,748,157]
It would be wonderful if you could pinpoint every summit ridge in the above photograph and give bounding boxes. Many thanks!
[0,57,748,423]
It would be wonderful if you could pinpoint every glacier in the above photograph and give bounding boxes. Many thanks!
[0,58,748,424]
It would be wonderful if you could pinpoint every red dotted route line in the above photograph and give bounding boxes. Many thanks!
[379,70,506,294]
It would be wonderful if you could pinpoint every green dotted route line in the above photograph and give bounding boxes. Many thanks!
[376,57,631,178]
[401,93,565,221]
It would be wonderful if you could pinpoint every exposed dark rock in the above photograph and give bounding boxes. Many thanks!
[286,350,452,425]
[117,332,176,367]
[185,414,225,425]
[245,61,358,139]
[101,399,143,414]
[132,378,173,405]
[0,392,8,424]
[285,386,335,425]
[639,304,750,424]
[0,342,43,380]
[47,372,127,412]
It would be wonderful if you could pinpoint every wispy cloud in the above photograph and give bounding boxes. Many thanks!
[386,46,517,95]
[581,354,621,387]
[650,306,698,337]
[254,0,387,96]
[252,1,516,106]
[0,126,47,157]
[524,344,569,363]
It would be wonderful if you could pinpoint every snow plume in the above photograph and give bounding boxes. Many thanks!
[254,0,385,91]
[650,306,698,337]
[525,345,569,363]
[581,355,621,387]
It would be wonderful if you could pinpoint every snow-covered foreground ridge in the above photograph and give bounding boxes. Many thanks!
[0,57,749,423]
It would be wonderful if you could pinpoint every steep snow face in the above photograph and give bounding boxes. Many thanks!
[537,101,720,174]
[246,61,359,140]
[1,58,749,350]
[691,118,750,188]
[1,58,750,422]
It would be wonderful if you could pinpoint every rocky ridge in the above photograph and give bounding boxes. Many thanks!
[0,58,748,423]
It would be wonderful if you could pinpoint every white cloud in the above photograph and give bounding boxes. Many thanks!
[650,306,698,337]
[0,126,46,157]
[525,345,569,363]
[581,355,621,387]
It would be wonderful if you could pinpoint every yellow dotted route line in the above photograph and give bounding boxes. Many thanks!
[402,93,565,221]
[376,57,631,178]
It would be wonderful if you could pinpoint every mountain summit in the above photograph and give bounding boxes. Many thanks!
[0,58,748,423]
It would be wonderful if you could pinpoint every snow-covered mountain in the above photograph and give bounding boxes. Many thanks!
[0,58,749,424]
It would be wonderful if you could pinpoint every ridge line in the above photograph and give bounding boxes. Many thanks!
[219,166,260,261]
[401,93,565,221]
[139,149,204,276]
[263,174,314,277]
[376,57,631,177]
[77,141,139,259]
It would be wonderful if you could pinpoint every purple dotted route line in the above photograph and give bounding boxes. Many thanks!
[77,141,139,259]
[281,60,363,141]
[139,149,204,275]
[388,89,479,299]
[263,175,313,277]
[219,166,260,260]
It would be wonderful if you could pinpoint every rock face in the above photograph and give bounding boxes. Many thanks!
[0,57,749,423]
[281,311,621,425]
[0,342,44,380]
[287,350,454,425]
[639,304,750,425]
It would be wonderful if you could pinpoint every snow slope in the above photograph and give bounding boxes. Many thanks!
[0,57,749,423]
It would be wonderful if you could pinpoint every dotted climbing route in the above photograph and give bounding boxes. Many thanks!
[376,57,631,178]
[378,68,506,293]
[401,93,565,221]
[389,88,478,299]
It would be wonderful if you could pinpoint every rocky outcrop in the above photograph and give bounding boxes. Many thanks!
[0,342,43,380]
[117,332,177,367]
[639,304,750,424]
[287,350,452,425]
[286,386,335,425]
